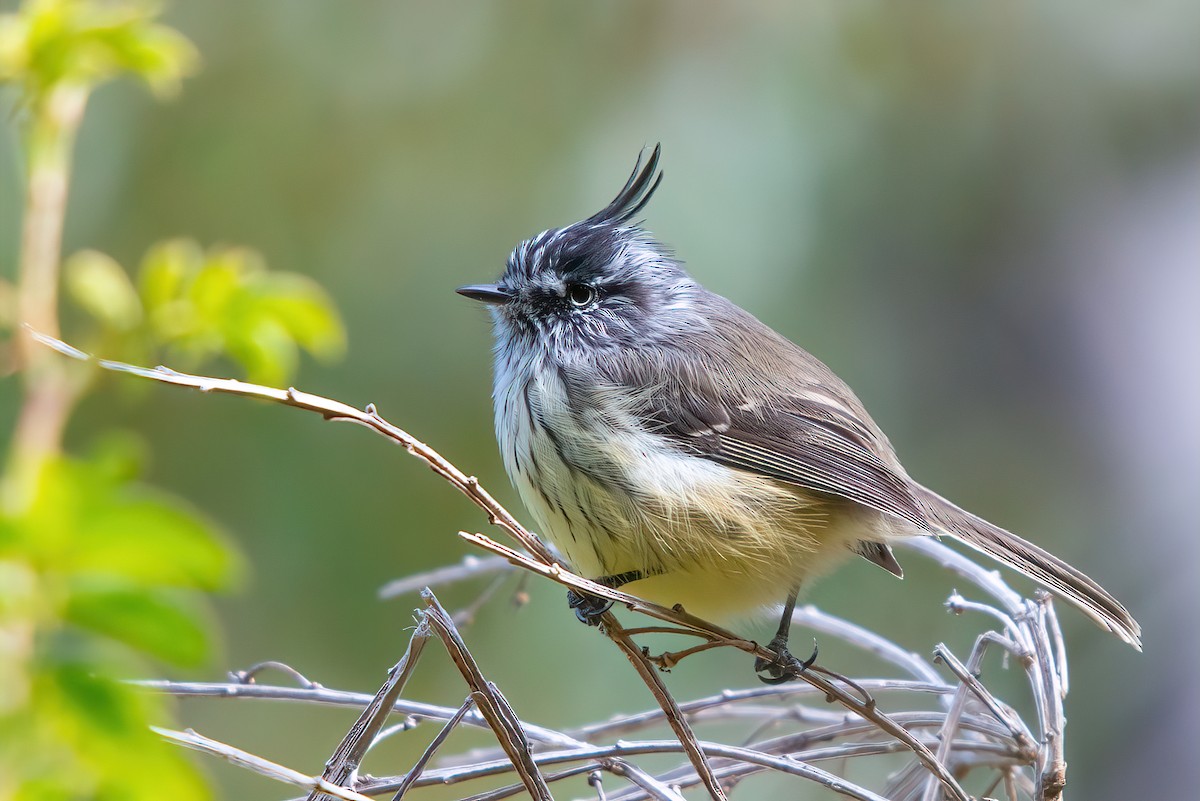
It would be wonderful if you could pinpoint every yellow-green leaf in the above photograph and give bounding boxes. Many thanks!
[65,249,142,331]
[64,581,212,667]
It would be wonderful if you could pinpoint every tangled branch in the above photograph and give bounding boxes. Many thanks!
[38,331,1071,800]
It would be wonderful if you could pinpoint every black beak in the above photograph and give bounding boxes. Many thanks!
[456,283,511,305]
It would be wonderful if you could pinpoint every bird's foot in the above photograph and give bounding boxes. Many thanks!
[754,637,818,685]
[567,589,612,626]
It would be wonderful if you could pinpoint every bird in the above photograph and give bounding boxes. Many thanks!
[457,145,1141,680]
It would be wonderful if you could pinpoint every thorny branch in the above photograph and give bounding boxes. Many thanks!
[40,334,1073,800]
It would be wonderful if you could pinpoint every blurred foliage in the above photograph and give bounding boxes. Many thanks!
[0,1,1195,800]
[68,240,345,385]
[0,453,224,801]
[0,1,344,799]
[0,0,196,107]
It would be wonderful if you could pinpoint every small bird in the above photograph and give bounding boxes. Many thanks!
[458,145,1141,680]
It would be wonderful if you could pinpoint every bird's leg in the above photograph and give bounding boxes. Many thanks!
[567,570,645,626]
[754,586,817,684]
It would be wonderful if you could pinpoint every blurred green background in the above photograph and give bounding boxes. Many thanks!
[3,1,1198,798]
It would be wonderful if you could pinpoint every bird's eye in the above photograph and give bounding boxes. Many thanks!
[567,283,597,308]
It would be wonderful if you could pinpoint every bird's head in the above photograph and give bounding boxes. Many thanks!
[458,145,701,356]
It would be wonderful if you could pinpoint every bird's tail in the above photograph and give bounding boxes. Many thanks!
[914,485,1142,650]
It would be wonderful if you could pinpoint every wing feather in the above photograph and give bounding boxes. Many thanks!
[602,361,932,531]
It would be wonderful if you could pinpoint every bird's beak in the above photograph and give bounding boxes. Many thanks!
[456,283,511,305]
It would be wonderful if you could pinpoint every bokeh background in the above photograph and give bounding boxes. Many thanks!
[3,2,1198,798]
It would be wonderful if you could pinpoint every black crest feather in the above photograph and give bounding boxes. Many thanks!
[584,144,663,228]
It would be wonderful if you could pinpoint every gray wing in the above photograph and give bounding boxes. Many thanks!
[642,383,933,532]
[580,347,936,534]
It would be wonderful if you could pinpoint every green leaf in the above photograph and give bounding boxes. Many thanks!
[132,237,347,381]
[227,314,297,386]
[70,485,238,591]
[14,454,240,593]
[187,250,244,323]
[30,655,211,801]
[63,581,212,667]
[65,249,143,331]
[247,272,347,361]
[85,430,149,484]
[138,237,202,312]
[0,0,200,105]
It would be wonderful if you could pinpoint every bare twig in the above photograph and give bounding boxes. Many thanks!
[359,737,990,801]
[605,760,687,801]
[902,537,1023,615]
[602,615,728,801]
[422,591,553,801]
[461,530,971,801]
[1028,596,1067,801]
[379,555,512,600]
[153,727,376,801]
[452,572,511,628]
[567,680,951,742]
[129,678,583,749]
[390,696,475,800]
[792,605,944,686]
[934,641,1036,749]
[481,767,610,801]
[230,660,322,688]
[306,618,431,801]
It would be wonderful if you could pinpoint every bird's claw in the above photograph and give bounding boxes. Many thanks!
[754,637,818,684]
[567,589,612,626]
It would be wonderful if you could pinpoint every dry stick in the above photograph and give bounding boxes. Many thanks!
[605,760,687,801]
[138,672,966,777]
[1028,597,1066,801]
[934,641,1037,751]
[140,658,1030,798]
[306,619,432,801]
[390,695,476,800]
[921,640,986,801]
[578,741,1025,801]
[602,614,728,801]
[422,590,553,801]
[907,535,1072,799]
[130,678,586,749]
[153,727,376,801]
[600,745,1017,801]
[460,761,687,801]
[920,530,1072,800]
[567,680,951,742]
[379,555,512,600]
[450,706,1013,794]
[462,531,970,801]
[453,572,511,628]
[365,737,1016,801]
[946,592,1031,656]
[231,660,323,688]
[1005,768,1021,801]
[590,768,608,801]
[29,331,546,556]
[460,764,611,801]
[792,605,944,686]
[37,335,970,801]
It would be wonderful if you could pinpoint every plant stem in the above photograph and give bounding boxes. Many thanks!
[4,84,89,513]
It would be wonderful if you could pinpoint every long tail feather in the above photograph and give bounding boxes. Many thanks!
[914,485,1142,650]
